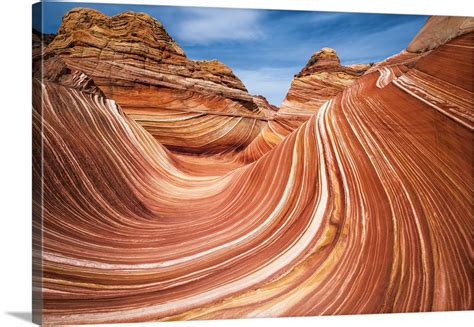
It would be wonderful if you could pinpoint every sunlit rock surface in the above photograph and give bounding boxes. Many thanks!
[43,8,275,155]
[33,10,473,324]
[237,48,372,162]
[407,16,474,52]
[279,47,372,118]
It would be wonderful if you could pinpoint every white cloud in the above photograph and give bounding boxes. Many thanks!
[234,67,299,106]
[309,12,347,24]
[176,9,265,44]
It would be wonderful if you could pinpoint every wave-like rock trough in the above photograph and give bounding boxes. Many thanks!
[33,10,474,324]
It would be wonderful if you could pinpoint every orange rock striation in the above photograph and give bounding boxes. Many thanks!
[43,8,274,155]
[279,47,372,118]
[33,11,473,325]
[237,48,372,162]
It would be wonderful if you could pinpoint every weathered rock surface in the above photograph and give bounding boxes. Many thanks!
[279,47,372,118]
[407,16,474,52]
[32,29,54,74]
[32,29,55,54]
[43,8,274,155]
[33,29,106,96]
[33,10,473,324]
[237,48,371,162]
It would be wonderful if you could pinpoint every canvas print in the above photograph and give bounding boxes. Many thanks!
[32,1,473,325]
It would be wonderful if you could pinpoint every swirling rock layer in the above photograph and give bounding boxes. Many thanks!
[33,11,473,325]
[237,48,372,162]
[44,8,273,155]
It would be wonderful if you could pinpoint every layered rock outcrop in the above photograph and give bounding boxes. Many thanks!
[32,29,55,55]
[42,8,274,155]
[237,48,372,162]
[33,9,473,324]
[279,47,372,118]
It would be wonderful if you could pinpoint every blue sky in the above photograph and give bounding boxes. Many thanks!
[33,2,427,105]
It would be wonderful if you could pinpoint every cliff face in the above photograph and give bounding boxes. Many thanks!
[42,8,275,155]
[33,29,106,96]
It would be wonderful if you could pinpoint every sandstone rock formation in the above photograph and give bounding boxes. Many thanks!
[279,47,372,118]
[42,8,274,155]
[407,16,474,52]
[33,9,473,325]
[32,29,55,49]
[236,48,372,162]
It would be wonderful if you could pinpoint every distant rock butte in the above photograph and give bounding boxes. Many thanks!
[279,47,372,118]
[236,48,372,162]
[43,8,275,155]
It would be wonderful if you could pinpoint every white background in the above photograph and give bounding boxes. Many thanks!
[0,0,472,326]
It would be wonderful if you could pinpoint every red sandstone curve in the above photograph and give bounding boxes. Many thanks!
[34,27,473,324]
[235,118,300,163]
